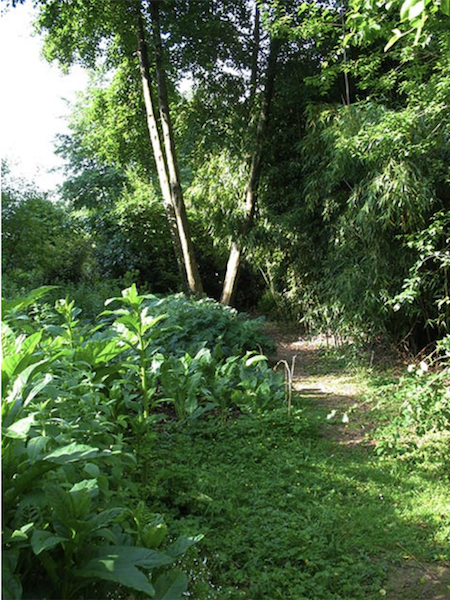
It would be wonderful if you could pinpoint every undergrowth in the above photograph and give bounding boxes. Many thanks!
[2,287,449,599]
[146,401,449,599]
[1,286,280,599]
[144,341,450,599]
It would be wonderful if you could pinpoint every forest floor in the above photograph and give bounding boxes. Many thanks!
[267,323,450,600]
[153,324,450,599]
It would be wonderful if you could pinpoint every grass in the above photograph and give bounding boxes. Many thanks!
[143,350,450,599]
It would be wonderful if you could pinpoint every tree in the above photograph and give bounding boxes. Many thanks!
[135,1,203,295]
[1,161,93,293]
[346,0,450,50]
[221,35,281,305]
[225,0,450,345]
[33,0,204,296]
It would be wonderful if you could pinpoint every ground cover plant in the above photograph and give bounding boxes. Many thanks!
[365,336,450,456]
[3,287,449,599]
[145,341,450,600]
[1,286,282,599]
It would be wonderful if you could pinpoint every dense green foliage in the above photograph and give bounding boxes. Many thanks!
[2,1,450,597]
[147,350,450,599]
[2,289,194,599]
[4,0,449,348]
[245,2,450,346]
[1,164,94,295]
[3,287,448,599]
[2,286,282,598]
[6,0,445,348]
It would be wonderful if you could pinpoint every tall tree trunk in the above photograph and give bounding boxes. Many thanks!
[248,3,260,114]
[221,38,281,306]
[341,12,351,106]
[135,7,189,293]
[149,0,204,298]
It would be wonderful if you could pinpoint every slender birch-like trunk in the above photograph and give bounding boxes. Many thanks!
[135,8,189,293]
[149,0,204,297]
[220,38,281,306]
[248,3,260,113]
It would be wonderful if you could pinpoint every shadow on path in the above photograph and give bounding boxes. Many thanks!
[265,324,450,600]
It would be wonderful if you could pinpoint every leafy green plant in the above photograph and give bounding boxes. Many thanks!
[1,285,58,333]
[1,283,288,597]
[157,348,284,419]
[102,284,167,419]
[159,351,211,420]
[213,352,285,414]
[379,359,450,445]
[2,287,201,599]
[141,294,274,358]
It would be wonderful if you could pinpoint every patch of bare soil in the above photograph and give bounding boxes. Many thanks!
[385,561,450,600]
[266,324,375,447]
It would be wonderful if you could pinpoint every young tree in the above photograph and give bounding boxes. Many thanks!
[220,35,281,305]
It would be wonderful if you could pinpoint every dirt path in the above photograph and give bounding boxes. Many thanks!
[267,324,450,600]
[267,325,374,447]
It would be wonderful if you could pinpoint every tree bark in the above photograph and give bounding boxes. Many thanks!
[248,3,260,114]
[220,38,281,306]
[135,7,189,293]
[149,0,204,298]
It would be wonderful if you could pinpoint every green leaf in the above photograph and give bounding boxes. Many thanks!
[4,413,36,439]
[23,373,52,408]
[105,284,141,308]
[45,484,75,522]
[70,478,99,496]
[30,530,68,555]
[75,340,125,366]
[77,546,174,595]
[400,0,418,20]
[10,522,34,542]
[43,442,109,464]
[9,530,28,542]
[440,0,450,15]
[2,330,44,388]
[140,522,168,549]
[78,559,154,595]
[384,29,404,51]
[408,0,425,20]
[123,283,139,304]
[84,462,101,478]
[245,354,268,367]
[115,313,141,334]
[87,508,125,532]
[153,570,188,600]
[85,545,174,568]
[4,359,49,414]
[166,534,204,558]
[1,322,15,347]
[68,482,95,518]
[185,395,198,415]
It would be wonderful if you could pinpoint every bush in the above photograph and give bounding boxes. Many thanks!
[2,287,204,599]
[1,285,285,599]
[2,169,95,294]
